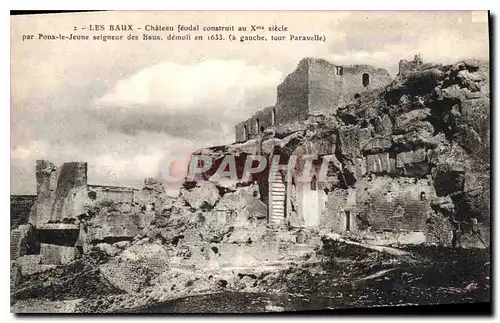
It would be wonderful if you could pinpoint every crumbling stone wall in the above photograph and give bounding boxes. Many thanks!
[398,54,424,75]
[235,57,391,142]
[321,188,357,232]
[354,177,435,232]
[235,106,275,142]
[275,58,311,124]
[31,160,88,226]
[310,63,392,114]
[87,185,136,204]
[39,243,80,265]
[10,195,36,230]
[10,224,34,260]
[19,160,169,267]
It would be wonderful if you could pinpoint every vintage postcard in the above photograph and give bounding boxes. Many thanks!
[10,10,490,314]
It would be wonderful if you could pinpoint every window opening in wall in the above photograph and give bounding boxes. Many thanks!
[272,108,276,125]
[345,210,351,232]
[243,125,248,140]
[362,73,370,87]
[260,125,265,133]
[335,66,343,75]
[256,118,260,133]
[354,93,361,99]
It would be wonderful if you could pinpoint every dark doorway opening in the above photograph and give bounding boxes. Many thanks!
[362,73,370,87]
[345,211,351,232]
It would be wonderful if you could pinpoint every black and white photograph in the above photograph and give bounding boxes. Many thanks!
[9,10,491,314]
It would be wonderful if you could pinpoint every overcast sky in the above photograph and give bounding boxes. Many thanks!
[11,11,489,194]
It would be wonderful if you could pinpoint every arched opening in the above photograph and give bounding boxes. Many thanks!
[271,108,276,125]
[362,73,370,87]
[255,118,260,133]
[260,125,265,133]
[354,93,361,99]
[243,125,248,141]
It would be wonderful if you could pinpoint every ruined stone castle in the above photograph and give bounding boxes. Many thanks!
[11,54,490,274]
[235,57,392,142]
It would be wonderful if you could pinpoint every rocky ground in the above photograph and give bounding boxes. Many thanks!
[11,229,490,313]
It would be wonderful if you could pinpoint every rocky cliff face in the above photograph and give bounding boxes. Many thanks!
[213,59,490,248]
[336,59,490,246]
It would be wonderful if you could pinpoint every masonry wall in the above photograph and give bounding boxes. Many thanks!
[321,176,435,237]
[234,58,392,142]
[398,55,423,75]
[307,58,343,115]
[87,185,136,204]
[275,58,310,124]
[335,65,392,109]
[235,59,311,143]
[235,106,274,142]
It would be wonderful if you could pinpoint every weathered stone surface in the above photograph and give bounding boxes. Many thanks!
[361,137,392,154]
[10,195,36,230]
[226,139,260,155]
[86,209,143,244]
[113,240,131,249]
[429,143,471,197]
[215,193,250,226]
[40,244,79,265]
[215,185,267,226]
[366,153,396,174]
[373,114,393,135]
[392,130,445,149]
[339,126,361,159]
[143,178,165,193]
[100,242,169,293]
[93,243,120,256]
[394,108,431,130]
[396,148,426,168]
[33,160,88,226]
[15,255,57,276]
[181,182,220,210]
[431,196,455,213]
[84,193,160,244]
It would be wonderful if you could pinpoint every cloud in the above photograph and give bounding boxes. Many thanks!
[325,11,489,76]
[96,60,283,113]
[90,60,283,144]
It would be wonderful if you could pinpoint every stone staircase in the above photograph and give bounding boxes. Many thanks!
[268,165,286,225]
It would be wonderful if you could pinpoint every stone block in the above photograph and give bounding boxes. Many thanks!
[396,148,426,168]
[361,137,392,154]
[40,244,79,265]
[395,108,431,130]
[181,181,220,210]
[366,153,396,174]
